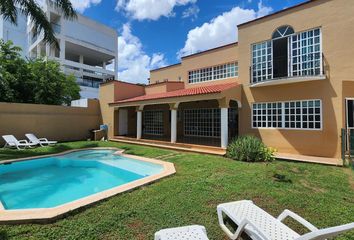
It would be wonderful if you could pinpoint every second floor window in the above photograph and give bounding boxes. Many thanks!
[251,26,322,84]
[188,62,238,84]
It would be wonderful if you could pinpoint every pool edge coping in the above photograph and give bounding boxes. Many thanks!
[0,147,176,224]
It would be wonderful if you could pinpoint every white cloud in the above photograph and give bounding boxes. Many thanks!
[117,24,167,84]
[178,0,272,57]
[35,0,101,13]
[71,0,102,13]
[116,0,197,21]
[182,5,200,20]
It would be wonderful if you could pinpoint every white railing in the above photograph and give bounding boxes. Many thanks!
[250,54,325,85]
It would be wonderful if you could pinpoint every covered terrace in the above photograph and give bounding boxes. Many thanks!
[108,82,242,149]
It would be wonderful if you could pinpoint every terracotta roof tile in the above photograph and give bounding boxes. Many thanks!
[110,82,239,105]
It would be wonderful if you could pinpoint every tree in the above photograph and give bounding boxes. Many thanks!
[0,40,80,105]
[0,40,34,103]
[0,0,76,49]
[28,58,80,105]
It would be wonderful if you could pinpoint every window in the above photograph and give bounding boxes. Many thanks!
[251,41,272,83]
[143,110,164,135]
[184,109,220,137]
[251,27,322,84]
[284,100,321,129]
[291,28,322,77]
[252,99,322,130]
[188,62,238,83]
[347,99,354,128]
[272,25,294,39]
[252,102,282,128]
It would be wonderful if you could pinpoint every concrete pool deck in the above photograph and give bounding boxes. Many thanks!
[0,148,176,224]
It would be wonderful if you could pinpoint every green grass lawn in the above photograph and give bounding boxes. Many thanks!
[0,141,353,240]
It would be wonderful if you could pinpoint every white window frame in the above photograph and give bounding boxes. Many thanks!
[250,26,323,84]
[251,40,273,84]
[290,28,322,77]
[251,99,322,131]
[188,62,238,84]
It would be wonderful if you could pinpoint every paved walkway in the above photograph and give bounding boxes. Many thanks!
[111,137,226,155]
[111,137,343,166]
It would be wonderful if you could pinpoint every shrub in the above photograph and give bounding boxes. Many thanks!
[226,135,275,162]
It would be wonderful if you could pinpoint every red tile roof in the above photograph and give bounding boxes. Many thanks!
[110,82,239,105]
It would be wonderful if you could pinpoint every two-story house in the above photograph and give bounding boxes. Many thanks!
[100,0,354,164]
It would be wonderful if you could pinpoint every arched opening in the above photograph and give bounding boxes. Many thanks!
[272,25,294,78]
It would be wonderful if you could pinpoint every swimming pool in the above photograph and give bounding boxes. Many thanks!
[0,148,175,222]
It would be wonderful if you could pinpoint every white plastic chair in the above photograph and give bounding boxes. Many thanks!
[155,225,209,240]
[25,133,57,146]
[2,135,37,150]
[217,200,354,240]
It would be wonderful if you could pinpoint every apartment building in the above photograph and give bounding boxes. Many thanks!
[0,10,28,58]
[100,0,354,163]
[0,1,118,99]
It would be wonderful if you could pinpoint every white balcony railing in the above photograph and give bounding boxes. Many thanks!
[250,54,325,86]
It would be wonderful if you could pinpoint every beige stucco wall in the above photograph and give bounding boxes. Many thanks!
[150,44,239,88]
[145,82,185,95]
[99,81,146,138]
[0,100,101,145]
[150,64,182,83]
[238,0,354,158]
[99,82,116,139]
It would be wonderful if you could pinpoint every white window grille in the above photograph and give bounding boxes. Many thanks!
[251,41,273,83]
[291,28,322,77]
[188,62,238,84]
[252,99,322,130]
[251,27,322,84]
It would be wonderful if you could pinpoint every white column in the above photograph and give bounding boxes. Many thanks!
[79,55,84,77]
[103,62,106,70]
[59,40,65,60]
[137,111,142,140]
[36,45,41,58]
[221,108,228,149]
[171,109,177,143]
[114,56,118,79]
[45,43,50,58]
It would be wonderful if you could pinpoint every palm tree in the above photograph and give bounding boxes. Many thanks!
[0,0,77,49]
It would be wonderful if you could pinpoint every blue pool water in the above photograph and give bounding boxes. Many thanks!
[0,150,163,210]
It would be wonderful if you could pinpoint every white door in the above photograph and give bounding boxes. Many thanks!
[119,109,128,136]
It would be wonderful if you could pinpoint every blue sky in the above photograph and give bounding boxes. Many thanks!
[72,0,306,83]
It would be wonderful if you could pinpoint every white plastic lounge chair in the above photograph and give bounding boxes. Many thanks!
[217,200,354,240]
[2,135,37,150]
[155,225,209,240]
[25,133,57,146]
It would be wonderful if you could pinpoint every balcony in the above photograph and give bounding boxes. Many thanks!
[250,27,326,87]
[250,54,326,87]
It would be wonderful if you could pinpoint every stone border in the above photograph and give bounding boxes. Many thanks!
[0,148,176,224]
